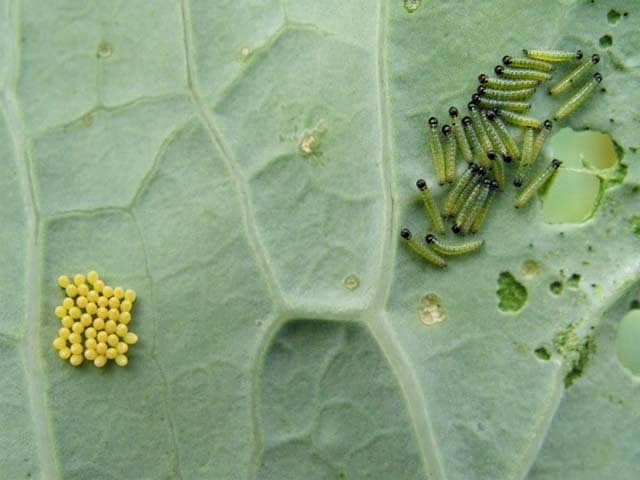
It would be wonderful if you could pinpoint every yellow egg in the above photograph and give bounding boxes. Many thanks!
[106,347,117,359]
[93,317,105,330]
[57,275,70,288]
[108,297,120,309]
[80,313,93,327]
[116,323,128,337]
[87,271,99,285]
[76,296,88,308]
[68,333,82,344]
[94,355,107,368]
[115,354,128,367]
[96,342,108,355]
[96,307,108,319]
[84,348,97,361]
[73,274,85,286]
[118,311,131,325]
[85,302,97,315]
[52,337,66,350]
[119,300,132,313]
[59,348,71,360]
[105,320,117,334]
[113,287,125,299]
[57,327,70,339]
[71,322,85,334]
[68,307,81,319]
[102,286,114,298]
[61,316,74,328]
[94,280,105,293]
[70,354,84,366]
[107,334,119,347]
[87,290,99,303]
[116,342,129,354]
[96,331,108,343]
[97,296,108,308]
[108,309,119,321]
[85,338,97,350]
[124,332,138,345]
[54,306,66,318]
[124,289,137,302]
[77,284,89,297]
[65,284,78,298]
[62,297,74,310]
[84,327,97,338]
[70,343,83,356]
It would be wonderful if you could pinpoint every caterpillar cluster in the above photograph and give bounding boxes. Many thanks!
[402,48,603,268]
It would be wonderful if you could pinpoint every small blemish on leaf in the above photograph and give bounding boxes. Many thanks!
[96,41,113,59]
[238,46,253,62]
[418,293,446,326]
[521,259,540,280]
[344,274,360,291]
[403,0,421,13]
[299,134,318,155]
[81,113,94,127]
[496,272,527,313]
[513,342,528,353]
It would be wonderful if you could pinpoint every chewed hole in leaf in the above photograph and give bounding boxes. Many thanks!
[496,272,527,313]
[553,323,596,388]
[607,9,622,24]
[550,280,563,295]
[615,310,640,376]
[542,128,622,224]
[534,346,551,361]
[599,34,613,47]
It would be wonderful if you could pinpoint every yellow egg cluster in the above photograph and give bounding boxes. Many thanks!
[53,271,138,368]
